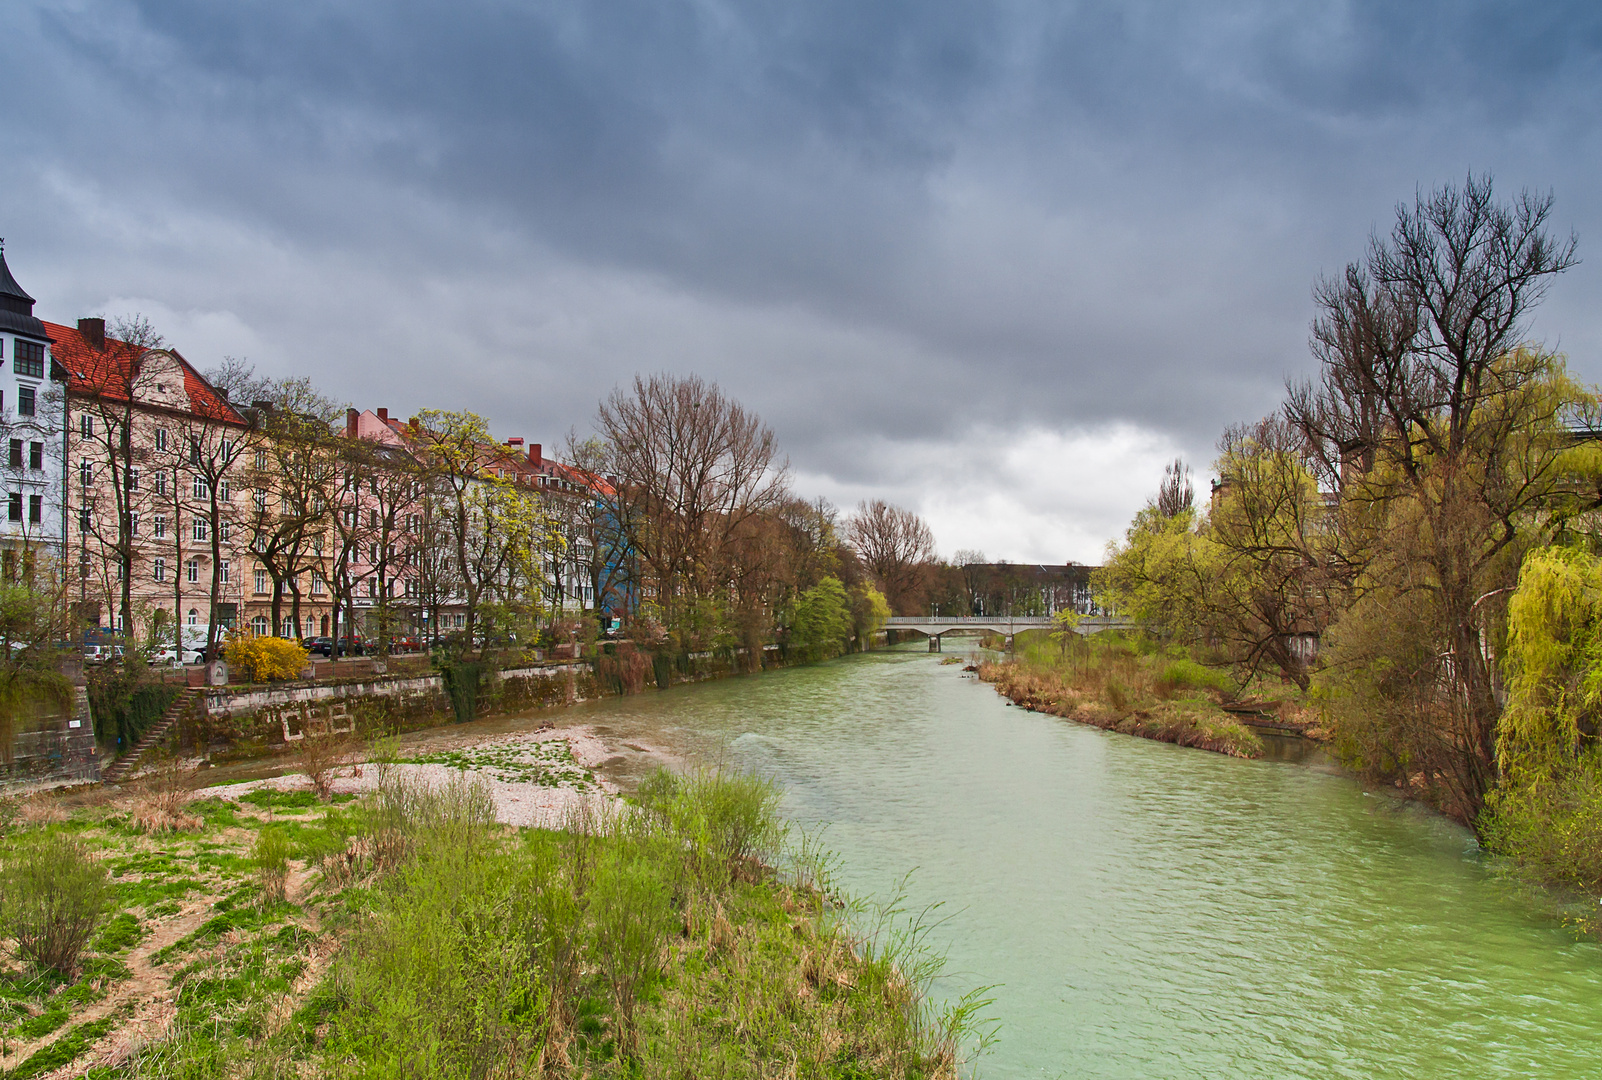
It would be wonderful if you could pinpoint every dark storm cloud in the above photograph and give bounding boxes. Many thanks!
[4,0,1602,557]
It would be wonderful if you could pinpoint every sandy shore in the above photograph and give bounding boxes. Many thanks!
[201,724,670,829]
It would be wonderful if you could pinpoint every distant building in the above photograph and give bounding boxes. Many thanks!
[0,244,66,570]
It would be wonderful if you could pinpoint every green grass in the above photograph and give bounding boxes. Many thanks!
[7,1013,122,1079]
[241,789,320,810]
[401,737,599,789]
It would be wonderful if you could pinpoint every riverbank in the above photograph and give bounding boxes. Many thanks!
[974,634,1325,760]
[0,752,980,1078]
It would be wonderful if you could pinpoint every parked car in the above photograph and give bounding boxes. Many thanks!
[308,636,365,657]
[153,645,207,667]
[393,635,421,653]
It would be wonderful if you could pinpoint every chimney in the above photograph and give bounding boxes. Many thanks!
[529,443,542,468]
[77,317,105,349]
[346,408,359,438]
[507,437,524,448]
[376,407,388,423]
[408,416,420,432]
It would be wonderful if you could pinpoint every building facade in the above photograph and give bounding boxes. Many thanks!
[0,247,66,572]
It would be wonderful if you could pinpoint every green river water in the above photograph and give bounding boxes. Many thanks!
[532,645,1602,1078]
[242,644,1601,1077]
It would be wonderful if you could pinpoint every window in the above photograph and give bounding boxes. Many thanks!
[187,608,199,627]
[220,439,232,462]
[369,543,379,563]
[7,440,19,468]
[313,533,323,554]
[7,493,19,522]
[14,340,43,379]
[186,558,199,584]
[18,387,34,417]
[153,515,166,539]
[154,472,166,496]
[219,518,230,541]
[405,578,418,598]
[254,488,267,511]
[220,560,230,584]
[130,512,138,536]
[454,614,465,629]
[79,460,91,487]
[193,518,208,541]
[153,557,166,582]
[311,572,325,595]
[28,442,40,470]
[79,552,89,579]
[127,467,139,491]
[154,428,167,452]
[190,439,201,466]
[27,495,39,524]
[219,477,231,501]
[369,509,378,528]
[78,507,90,534]
[255,450,268,470]
[367,577,377,597]
[255,569,267,594]
[407,514,420,532]
[193,475,209,499]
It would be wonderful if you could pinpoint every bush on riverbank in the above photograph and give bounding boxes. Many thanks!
[980,634,1266,758]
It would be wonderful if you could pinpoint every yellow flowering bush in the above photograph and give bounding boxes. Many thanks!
[224,630,310,682]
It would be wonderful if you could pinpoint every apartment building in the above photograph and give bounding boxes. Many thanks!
[0,246,65,571]
[49,318,254,642]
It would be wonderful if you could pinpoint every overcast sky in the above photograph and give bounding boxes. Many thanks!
[5,0,1600,563]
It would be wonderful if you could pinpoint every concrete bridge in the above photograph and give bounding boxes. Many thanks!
[883,615,1136,651]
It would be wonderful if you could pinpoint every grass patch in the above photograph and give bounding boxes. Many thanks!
[6,1012,121,1079]
[90,913,143,954]
[401,737,599,789]
[241,789,320,810]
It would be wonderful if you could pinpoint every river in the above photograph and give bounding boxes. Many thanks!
[366,646,1602,1075]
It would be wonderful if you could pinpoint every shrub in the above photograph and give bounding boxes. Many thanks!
[436,659,487,723]
[589,850,674,1057]
[0,832,109,976]
[224,631,310,683]
[297,731,353,802]
[129,760,201,833]
[253,827,292,904]
[87,671,177,752]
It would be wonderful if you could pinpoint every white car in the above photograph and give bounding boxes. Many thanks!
[152,646,207,667]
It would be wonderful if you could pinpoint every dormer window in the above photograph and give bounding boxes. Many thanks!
[14,341,43,379]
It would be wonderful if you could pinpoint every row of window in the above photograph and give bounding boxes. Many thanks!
[77,461,235,502]
[76,508,233,542]
[7,493,42,523]
[7,440,43,470]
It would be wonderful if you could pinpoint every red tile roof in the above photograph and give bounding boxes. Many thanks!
[44,320,246,425]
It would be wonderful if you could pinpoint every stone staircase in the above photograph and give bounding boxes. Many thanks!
[102,688,199,784]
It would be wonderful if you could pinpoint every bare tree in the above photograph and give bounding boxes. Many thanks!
[246,380,342,638]
[845,499,936,615]
[1287,173,1587,819]
[69,315,165,637]
[597,374,788,641]
[1156,458,1194,518]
